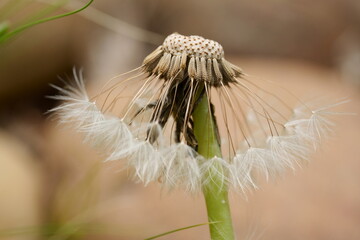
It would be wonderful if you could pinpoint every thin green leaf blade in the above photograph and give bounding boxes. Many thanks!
[144,222,217,240]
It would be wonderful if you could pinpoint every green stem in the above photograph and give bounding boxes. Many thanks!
[193,92,235,240]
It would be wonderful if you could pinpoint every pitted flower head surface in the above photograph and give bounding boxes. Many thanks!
[163,33,224,59]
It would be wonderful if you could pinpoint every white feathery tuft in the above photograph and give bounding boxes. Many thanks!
[53,99,103,129]
[200,156,231,191]
[231,148,270,191]
[285,118,320,149]
[83,117,137,161]
[286,116,332,150]
[286,100,348,150]
[266,135,310,174]
[50,71,105,130]
[161,143,202,192]
[128,141,163,185]
[50,70,136,161]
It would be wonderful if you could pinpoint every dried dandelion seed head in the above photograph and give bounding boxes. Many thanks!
[51,33,345,193]
[142,33,242,86]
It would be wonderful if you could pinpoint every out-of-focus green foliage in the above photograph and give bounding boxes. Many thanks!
[0,21,9,37]
[0,0,93,43]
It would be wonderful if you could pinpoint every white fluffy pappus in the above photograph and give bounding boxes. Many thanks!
[200,156,232,192]
[128,140,163,185]
[161,143,202,192]
[50,70,138,161]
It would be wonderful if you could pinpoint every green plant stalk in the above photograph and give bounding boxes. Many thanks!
[193,92,235,240]
[0,0,93,43]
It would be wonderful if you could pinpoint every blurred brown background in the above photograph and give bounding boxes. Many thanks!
[0,0,359,239]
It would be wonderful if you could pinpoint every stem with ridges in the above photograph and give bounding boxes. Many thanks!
[193,91,235,240]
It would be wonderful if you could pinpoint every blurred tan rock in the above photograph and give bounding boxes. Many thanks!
[0,130,42,240]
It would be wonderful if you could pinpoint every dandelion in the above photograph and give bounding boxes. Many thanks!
[51,33,344,240]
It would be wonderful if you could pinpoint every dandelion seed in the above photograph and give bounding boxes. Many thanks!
[51,33,344,193]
